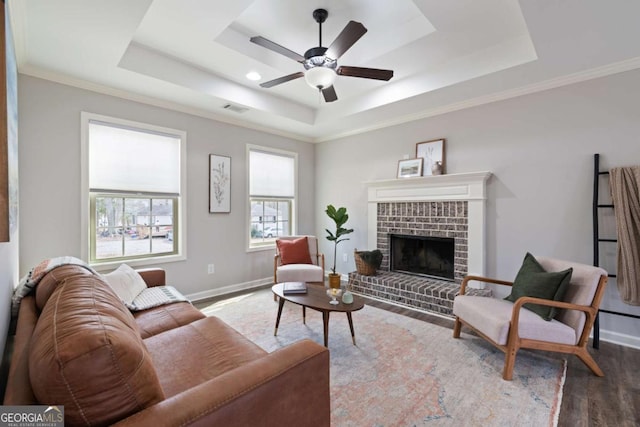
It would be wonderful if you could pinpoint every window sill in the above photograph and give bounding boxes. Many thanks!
[246,244,276,253]
[90,253,186,272]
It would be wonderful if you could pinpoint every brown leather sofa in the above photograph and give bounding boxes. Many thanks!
[4,265,330,426]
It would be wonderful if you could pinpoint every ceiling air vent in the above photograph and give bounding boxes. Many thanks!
[222,103,249,114]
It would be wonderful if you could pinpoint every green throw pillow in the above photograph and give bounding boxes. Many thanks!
[504,253,573,321]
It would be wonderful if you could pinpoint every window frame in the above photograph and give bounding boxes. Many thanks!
[81,112,187,269]
[89,193,179,263]
[246,144,298,251]
[249,197,292,244]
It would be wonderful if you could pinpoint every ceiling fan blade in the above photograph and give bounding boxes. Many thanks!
[322,86,338,103]
[259,72,305,88]
[325,21,367,59]
[337,66,394,81]
[250,36,305,63]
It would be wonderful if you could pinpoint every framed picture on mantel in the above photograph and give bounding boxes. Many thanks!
[416,138,445,176]
[397,158,423,178]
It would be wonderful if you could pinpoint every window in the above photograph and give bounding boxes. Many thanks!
[248,146,297,248]
[82,113,186,265]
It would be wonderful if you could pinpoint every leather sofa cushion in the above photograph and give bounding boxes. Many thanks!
[29,271,164,426]
[134,302,205,339]
[144,316,267,397]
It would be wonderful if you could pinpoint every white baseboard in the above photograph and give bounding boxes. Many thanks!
[186,277,273,302]
[594,329,640,350]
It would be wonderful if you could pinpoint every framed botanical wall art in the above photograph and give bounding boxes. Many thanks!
[397,158,423,178]
[209,154,231,213]
[416,138,445,176]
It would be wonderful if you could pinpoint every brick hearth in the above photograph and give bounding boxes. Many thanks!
[349,271,491,318]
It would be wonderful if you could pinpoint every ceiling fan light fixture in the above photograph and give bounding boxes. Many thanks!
[250,7,393,101]
[304,66,336,90]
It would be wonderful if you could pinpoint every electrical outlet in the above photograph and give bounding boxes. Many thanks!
[342,253,348,262]
[207,264,215,274]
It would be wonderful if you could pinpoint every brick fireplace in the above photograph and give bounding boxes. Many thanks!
[378,201,468,282]
[348,171,492,317]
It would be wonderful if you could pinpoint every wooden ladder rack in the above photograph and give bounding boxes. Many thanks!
[592,153,640,349]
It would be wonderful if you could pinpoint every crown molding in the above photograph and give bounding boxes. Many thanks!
[18,54,640,144]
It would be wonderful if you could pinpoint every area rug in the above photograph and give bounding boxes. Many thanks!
[201,289,566,427]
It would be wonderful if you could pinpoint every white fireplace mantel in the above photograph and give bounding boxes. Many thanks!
[366,171,492,283]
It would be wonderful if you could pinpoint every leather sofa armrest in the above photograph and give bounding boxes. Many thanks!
[137,268,166,287]
[3,296,39,405]
[112,339,330,427]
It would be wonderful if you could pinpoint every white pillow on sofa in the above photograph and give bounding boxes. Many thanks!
[102,264,147,305]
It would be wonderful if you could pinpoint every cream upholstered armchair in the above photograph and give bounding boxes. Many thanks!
[274,236,325,285]
[453,255,608,380]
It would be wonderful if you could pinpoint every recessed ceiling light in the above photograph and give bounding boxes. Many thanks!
[246,71,261,81]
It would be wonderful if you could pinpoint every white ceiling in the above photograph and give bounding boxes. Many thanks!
[8,0,640,142]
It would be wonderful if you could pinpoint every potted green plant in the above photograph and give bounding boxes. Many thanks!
[325,204,354,288]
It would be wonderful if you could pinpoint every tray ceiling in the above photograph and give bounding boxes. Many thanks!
[9,0,640,141]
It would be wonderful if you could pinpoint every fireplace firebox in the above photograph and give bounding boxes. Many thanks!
[389,234,455,281]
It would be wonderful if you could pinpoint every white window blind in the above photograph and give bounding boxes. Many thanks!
[89,121,181,195]
[249,150,295,197]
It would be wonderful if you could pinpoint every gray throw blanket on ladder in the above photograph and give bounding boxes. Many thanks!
[610,166,640,305]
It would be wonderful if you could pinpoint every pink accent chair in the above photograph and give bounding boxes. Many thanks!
[273,236,325,284]
[453,256,608,380]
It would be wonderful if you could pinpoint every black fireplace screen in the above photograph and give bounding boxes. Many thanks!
[389,234,455,280]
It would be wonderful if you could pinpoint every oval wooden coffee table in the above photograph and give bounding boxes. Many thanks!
[272,282,365,347]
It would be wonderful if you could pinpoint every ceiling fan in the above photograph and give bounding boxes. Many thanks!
[250,8,394,103]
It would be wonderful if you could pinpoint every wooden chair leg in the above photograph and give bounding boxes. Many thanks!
[503,346,517,381]
[576,348,604,377]
[453,318,462,338]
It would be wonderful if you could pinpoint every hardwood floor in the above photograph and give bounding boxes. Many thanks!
[198,290,639,426]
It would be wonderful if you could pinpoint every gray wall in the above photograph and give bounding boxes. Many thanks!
[315,68,640,347]
[17,75,316,296]
[13,69,640,348]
